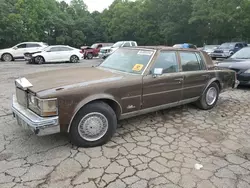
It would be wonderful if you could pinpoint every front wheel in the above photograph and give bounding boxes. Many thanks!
[70,55,79,63]
[196,82,219,110]
[35,56,45,64]
[69,101,117,147]
[2,53,13,62]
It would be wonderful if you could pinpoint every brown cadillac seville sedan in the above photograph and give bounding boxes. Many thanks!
[12,47,239,147]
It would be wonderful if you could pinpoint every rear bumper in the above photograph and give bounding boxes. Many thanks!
[12,95,60,136]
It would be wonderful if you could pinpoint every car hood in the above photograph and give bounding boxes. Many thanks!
[0,47,12,52]
[24,67,123,96]
[101,46,112,50]
[217,59,250,69]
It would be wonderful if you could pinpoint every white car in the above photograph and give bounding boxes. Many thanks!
[0,42,48,62]
[25,45,83,64]
[99,41,138,59]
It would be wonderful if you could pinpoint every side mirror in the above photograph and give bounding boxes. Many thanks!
[153,68,163,78]
[13,47,17,50]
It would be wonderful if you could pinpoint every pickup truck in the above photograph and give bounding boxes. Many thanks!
[81,43,114,59]
[12,46,238,147]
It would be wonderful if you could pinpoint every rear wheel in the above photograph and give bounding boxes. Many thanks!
[2,53,13,62]
[87,53,93,59]
[35,56,45,64]
[70,55,79,63]
[196,82,219,110]
[69,101,117,147]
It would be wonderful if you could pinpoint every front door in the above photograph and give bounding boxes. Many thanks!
[179,51,210,100]
[46,47,63,62]
[142,51,183,109]
[13,43,27,58]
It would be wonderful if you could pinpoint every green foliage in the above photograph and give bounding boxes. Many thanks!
[0,0,249,48]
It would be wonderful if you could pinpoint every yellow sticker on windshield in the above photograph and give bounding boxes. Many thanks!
[132,64,144,71]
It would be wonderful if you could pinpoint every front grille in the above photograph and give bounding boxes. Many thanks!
[16,87,27,107]
[214,50,223,53]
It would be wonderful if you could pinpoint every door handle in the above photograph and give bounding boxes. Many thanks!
[175,78,184,81]
[175,78,184,83]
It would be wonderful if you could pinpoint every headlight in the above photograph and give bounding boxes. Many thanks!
[245,69,250,73]
[28,94,58,117]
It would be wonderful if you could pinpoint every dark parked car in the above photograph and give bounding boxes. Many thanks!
[12,47,238,147]
[211,42,248,60]
[81,43,114,59]
[217,47,250,86]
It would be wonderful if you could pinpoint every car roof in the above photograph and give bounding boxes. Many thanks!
[48,45,71,48]
[116,41,137,43]
[134,46,200,52]
[21,42,46,44]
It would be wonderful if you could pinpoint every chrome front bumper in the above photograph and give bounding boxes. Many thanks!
[12,95,60,136]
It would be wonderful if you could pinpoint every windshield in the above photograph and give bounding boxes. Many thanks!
[91,44,98,48]
[230,47,250,59]
[112,42,124,48]
[99,48,154,74]
[219,43,235,49]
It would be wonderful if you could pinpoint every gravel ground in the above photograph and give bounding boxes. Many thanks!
[0,60,250,188]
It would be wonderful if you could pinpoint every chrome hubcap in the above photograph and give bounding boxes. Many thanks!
[3,54,11,61]
[78,112,108,141]
[206,87,217,105]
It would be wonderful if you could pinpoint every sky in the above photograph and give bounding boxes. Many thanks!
[63,0,115,12]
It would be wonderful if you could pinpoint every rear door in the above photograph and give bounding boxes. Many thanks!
[179,51,210,100]
[142,50,183,109]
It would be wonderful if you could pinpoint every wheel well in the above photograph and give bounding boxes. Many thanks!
[68,98,121,133]
[214,80,221,91]
[88,99,122,118]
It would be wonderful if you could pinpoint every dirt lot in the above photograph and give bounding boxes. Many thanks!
[0,60,250,188]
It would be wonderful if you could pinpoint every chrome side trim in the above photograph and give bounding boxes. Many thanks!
[120,97,199,120]
[12,95,60,136]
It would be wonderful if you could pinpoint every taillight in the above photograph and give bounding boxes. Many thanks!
[80,50,83,54]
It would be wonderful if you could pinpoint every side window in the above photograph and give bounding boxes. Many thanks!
[151,51,178,74]
[131,42,136,47]
[236,43,243,48]
[26,43,41,48]
[16,44,27,48]
[180,52,203,72]
[49,47,60,52]
[123,42,131,47]
[59,47,72,51]
[97,44,103,48]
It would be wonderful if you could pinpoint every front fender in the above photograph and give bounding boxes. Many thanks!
[67,93,122,132]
